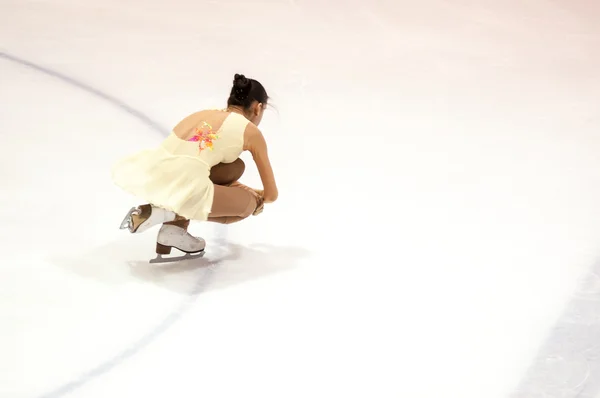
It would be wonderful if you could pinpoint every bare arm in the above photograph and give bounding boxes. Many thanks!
[244,124,278,203]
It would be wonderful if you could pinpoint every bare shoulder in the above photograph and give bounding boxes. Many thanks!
[243,121,261,137]
[242,122,266,151]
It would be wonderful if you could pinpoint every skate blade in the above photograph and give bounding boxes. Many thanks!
[119,207,138,232]
[149,251,205,264]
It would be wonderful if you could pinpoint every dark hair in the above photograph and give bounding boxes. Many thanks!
[227,74,269,110]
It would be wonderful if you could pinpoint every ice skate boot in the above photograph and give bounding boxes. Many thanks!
[149,224,206,263]
[119,204,177,233]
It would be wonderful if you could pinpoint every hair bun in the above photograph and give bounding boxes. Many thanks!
[233,73,251,100]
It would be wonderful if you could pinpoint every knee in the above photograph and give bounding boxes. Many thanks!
[232,158,246,180]
[210,158,245,186]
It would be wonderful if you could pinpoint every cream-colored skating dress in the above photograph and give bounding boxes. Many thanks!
[111,111,249,221]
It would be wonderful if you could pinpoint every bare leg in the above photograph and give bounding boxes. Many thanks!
[207,183,260,225]
[158,158,247,227]
[206,216,246,225]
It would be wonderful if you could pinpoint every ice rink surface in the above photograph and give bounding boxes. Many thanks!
[1,0,600,397]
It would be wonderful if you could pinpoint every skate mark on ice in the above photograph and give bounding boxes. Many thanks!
[0,52,168,137]
[0,51,226,398]
[38,252,225,398]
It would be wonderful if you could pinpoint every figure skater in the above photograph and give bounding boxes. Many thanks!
[112,74,278,262]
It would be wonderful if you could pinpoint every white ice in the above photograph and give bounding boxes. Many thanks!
[1,0,600,397]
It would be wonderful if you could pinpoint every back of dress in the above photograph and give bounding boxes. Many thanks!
[184,111,248,168]
[112,110,250,222]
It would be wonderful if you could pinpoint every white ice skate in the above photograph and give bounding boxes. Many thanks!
[149,224,206,264]
[119,204,177,233]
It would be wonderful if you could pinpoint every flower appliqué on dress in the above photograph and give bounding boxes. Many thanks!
[188,122,219,152]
